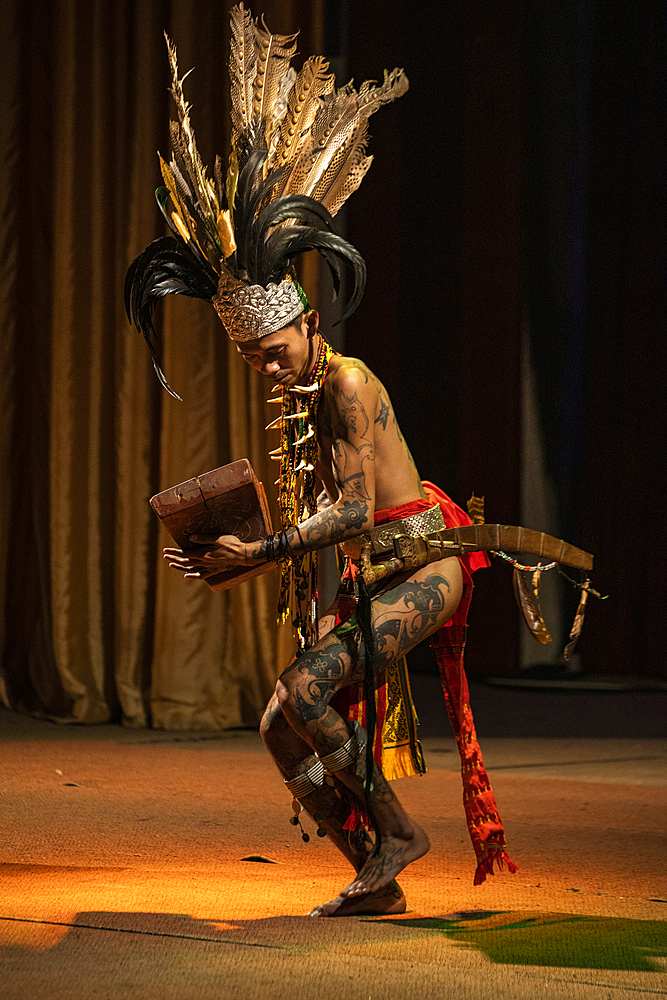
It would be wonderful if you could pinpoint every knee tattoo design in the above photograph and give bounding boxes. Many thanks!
[283,643,350,725]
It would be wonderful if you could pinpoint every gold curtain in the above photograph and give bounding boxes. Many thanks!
[0,0,323,728]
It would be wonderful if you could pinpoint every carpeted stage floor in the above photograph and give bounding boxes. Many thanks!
[1,676,666,999]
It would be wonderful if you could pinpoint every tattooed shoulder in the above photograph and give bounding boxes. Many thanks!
[335,356,373,384]
[328,356,402,444]
[375,399,390,431]
[331,358,390,407]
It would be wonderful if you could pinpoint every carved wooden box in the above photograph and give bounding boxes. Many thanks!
[150,459,275,591]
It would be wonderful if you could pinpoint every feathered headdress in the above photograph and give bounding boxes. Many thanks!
[124,3,409,397]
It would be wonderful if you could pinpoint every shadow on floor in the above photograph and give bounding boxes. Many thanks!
[374,910,667,971]
[2,908,666,972]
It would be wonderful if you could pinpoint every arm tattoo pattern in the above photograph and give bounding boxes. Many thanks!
[254,496,370,561]
[338,387,370,439]
[332,438,372,503]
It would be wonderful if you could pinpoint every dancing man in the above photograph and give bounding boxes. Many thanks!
[126,3,516,917]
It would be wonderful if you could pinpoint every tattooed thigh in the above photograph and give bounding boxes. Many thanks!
[277,559,463,716]
[372,558,463,667]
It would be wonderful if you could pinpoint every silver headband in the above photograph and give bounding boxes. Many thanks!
[212,273,304,341]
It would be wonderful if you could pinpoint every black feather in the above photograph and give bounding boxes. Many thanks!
[262,227,366,321]
[311,246,342,301]
[239,166,286,277]
[254,193,338,238]
[234,148,269,272]
[252,194,339,278]
[124,236,218,399]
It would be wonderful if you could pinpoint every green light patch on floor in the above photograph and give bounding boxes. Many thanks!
[377,910,667,971]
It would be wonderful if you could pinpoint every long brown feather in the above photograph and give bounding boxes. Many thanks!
[167,99,199,198]
[315,131,372,214]
[165,36,222,258]
[265,68,296,170]
[271,56,335,174]
[290,94,361,198]
[278,85,353,198]
[229,3,257,145]
[288,68,408,204]
[358,68,409,114]
[563,585,589,660]
[252,15,298,133]
[513,568,552,644]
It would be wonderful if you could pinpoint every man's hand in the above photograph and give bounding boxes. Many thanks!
[163,533,255,579]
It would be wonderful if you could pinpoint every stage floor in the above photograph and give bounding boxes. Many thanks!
[1,682,666,999]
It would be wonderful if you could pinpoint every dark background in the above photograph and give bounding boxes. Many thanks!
[328,0,666,680]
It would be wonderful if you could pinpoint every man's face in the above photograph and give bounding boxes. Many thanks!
[235,311,317,387]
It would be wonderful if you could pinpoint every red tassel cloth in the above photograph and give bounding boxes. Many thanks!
[422,484,516,883]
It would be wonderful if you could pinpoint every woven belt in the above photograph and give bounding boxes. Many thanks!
[339,503,445,560]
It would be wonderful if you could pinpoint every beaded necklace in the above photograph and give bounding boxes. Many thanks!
[266,334,337,651]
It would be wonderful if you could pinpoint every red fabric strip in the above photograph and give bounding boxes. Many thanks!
[431,600,517,884]
[374,497,437,524]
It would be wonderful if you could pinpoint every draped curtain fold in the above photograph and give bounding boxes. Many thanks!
[0,0,321,727]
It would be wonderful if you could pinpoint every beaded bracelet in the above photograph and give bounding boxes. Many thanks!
[264,526,305,563]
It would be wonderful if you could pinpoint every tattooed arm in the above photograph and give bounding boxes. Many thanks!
[256,364,377,561]
[273,363,377,553]
[164,365,380,578]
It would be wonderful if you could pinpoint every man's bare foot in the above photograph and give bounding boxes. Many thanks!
[308,880,406,918]
[339,822,430,897]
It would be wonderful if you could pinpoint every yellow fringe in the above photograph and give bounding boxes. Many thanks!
[382,743,426,781]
